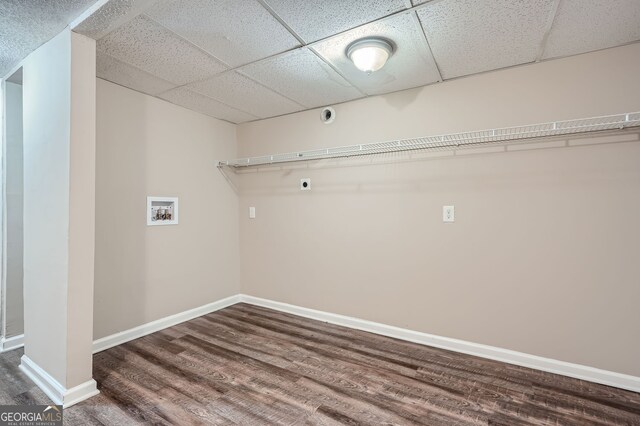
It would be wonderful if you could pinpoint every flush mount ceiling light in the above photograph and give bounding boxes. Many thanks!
[346,37,394,74]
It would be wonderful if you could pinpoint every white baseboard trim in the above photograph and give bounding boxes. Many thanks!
[0,334,24,353]
[19,355,99,408]
[87,293,640,393]
[92,294,241,354]
[62,380,101,408]
[239,294,640,394]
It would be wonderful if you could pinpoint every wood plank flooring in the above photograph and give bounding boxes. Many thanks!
[1,303,640,425]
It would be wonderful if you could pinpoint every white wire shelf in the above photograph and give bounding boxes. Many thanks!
[217,112,640,169]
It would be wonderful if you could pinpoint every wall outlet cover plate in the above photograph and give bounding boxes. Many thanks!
[443,205,455,222]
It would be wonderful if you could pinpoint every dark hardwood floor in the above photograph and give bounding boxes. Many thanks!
[1,303,640,425]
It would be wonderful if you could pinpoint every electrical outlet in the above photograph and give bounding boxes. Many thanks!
[443,205,454,223]
[249,206,256,219]
[300,178,311,191]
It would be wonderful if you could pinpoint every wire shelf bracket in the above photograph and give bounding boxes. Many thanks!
[217,111,640,169]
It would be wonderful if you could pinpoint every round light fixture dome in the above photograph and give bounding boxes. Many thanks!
[346,37,393,74]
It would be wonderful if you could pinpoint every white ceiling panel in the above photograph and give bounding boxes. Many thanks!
[145,0,299,67]
[262,0,407,43]
[187,71,303,118]
[56,0,640,123]
[159,87,258,123]
[238,48,362,108]
[73,0,157,40]
[311,12,441,96]
[97,14,227,85]
[97,52,176,96]
[0,0,98,76]
[417,0,556,79]
[542,0,640,59]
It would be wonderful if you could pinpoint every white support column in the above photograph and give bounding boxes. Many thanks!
[20,28,98,408]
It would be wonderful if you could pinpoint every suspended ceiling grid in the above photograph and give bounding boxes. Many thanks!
[70,0,640,124]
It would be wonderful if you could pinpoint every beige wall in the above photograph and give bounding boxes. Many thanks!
[23,29,97,389]
[66,32,97,388]
[4,81,23,338]
[23,30,71,385]
[239,43,640,156]
[94,79,239,340]
[236,43,640,377]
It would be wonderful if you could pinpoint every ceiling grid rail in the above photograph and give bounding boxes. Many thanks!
[218,111,640,168]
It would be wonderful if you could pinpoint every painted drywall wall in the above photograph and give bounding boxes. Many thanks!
[0,82,2,340]
[23,29,96,390]
[236,43,640,377]
[94,78,239,340]
[66,31,97,388]
[4,81,23,338]
[23,30,71,385]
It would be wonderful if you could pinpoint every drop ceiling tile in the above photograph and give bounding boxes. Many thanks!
[144,0,299,67]
[262,0,407,43]
[187,71,304,118]
[238,48,362,108]
[417,0,556,79]
[73,0,157,40]
[311,12,441,96]
[97,14,227,85]
[542,0,640,59]
[159,87,258,123]
[97,52,176,95]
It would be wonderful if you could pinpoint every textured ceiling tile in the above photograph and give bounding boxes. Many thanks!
[159,87,258,123]
[238,48,362,108]
[417,0,556,79]
[145,0,299,67]
[187,71,303,118]
[73,0,157,40]
[97,14,227,85]
[311,12,441,96]
[97,52,176,95]
[542,0,640,59]
[263,0,407,43]
[0,0,97,76]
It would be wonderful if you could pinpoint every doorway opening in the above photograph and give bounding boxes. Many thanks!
[1,67,24,351]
